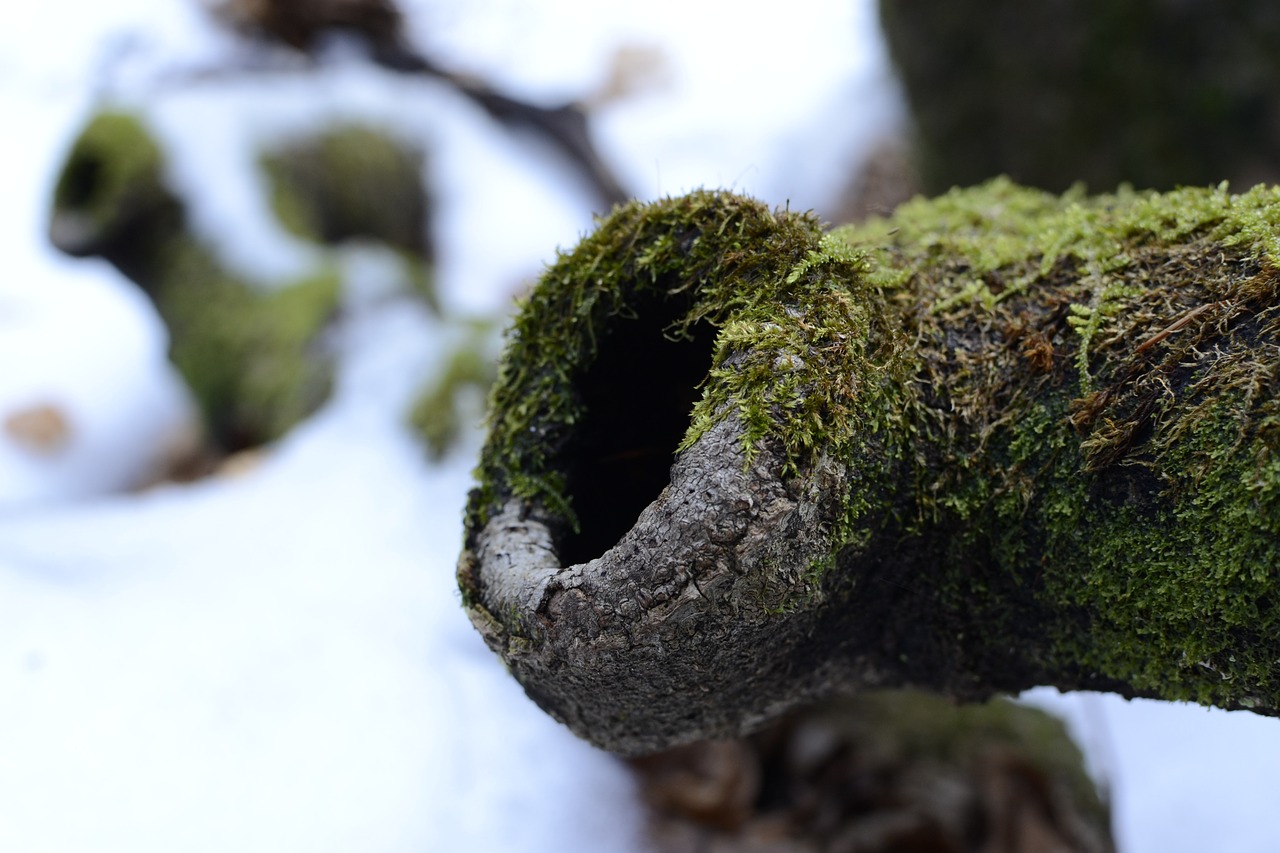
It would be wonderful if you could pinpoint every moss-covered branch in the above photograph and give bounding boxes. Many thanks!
[260,122,438,310]
[462,183,1280,755]
[213,0,630,209]
[49,111,341,450]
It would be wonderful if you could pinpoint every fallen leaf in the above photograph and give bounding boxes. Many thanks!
[4,404,72,455]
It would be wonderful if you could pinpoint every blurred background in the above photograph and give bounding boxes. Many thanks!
[3,1,1280,851]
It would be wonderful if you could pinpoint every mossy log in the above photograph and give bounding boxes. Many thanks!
[462,183,1280,755]
[49,111,341,451]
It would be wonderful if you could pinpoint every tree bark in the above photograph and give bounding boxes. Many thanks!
[461,184,1280,755]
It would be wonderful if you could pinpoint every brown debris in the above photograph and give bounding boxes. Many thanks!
[584,44,673,109]
[1132,301,1216,354]
[632,739,761,833]
[4,404,72,455]
[212,0,404,53]
[633,693,1113,853]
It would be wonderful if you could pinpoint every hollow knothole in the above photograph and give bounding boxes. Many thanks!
[555,289,719,567]
[56,153,104,211]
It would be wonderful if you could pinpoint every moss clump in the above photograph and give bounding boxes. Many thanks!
[50,112,171,262]
[467,190,909,563]
[161,253,340,448]
[261,123,437,311]
[407,319,499,459]
[471,179,1280,714]
[50,111,341,450]
[262,123,428,253]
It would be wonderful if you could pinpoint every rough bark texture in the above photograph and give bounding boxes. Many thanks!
[463,186,1280,755]
[878,0,1280,194]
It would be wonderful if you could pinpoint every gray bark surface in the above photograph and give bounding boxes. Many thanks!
[467,416,863,754]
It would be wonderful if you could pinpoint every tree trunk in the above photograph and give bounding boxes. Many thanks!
[878,0,1280,194]
[460,183,1280,755]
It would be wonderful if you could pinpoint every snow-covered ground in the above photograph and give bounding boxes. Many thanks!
[2,2,1278,851]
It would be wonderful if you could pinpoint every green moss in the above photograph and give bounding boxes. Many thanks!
[260,124,428,251]
[408,319,499,459]
[49,112,170,258]
[472,178,1280,712]
[153,241,340,448]
[51,110,342,451]
[261,123,438,313]
[467,190,909,543]
[53,112,162,215]
[832,177,1280,709]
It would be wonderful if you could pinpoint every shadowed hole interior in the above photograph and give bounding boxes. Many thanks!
[558,293,718,567]
[57,154,103,209]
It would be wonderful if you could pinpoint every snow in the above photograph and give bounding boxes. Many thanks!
[0,319,643,851]
[1019,687,1280,853]
[2,2,1279,851]
[0,273,194,510]
[0,77,196,510]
